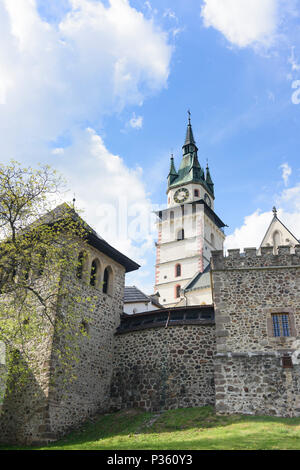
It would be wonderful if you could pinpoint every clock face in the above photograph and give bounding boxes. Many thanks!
[174,188,189,203]
[204,193,211,207]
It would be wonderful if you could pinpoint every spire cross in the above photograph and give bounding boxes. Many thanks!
[273,206,277,217]
[187,109,191,124]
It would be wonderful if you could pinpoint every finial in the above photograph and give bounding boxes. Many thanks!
[206,157,209,169]
[273,206,277,217]
[187,109,191,124]
[72,194,76,209]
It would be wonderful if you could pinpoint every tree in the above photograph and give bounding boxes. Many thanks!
[0,161,96,405]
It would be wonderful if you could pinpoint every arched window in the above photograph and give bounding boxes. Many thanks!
[103,266,113,294]
[273,230,281,249]
[175,264,181,277]
[177,229,184,241]
[175,285,181,298]
[210,233,215,247]
[76,252,85,280]
[90,259,99,287]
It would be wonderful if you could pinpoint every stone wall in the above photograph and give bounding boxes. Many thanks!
[211,245,300,417]
[47,254,125,440]
[0,244,126,445]
[110,323,216,412]
[215,353,300,417]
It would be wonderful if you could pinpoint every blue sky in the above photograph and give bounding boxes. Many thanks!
[1,0,300,292]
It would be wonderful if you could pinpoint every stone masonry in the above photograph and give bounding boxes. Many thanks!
[110,323,216,412]
[211,245,300,417]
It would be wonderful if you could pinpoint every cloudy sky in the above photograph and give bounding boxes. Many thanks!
[1,0,300,293]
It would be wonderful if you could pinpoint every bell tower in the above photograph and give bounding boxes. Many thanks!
[154,113,226,307]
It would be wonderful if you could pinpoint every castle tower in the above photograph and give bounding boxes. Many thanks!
[154,114,226,307]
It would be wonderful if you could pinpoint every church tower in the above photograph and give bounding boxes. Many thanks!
[154,114,226,307]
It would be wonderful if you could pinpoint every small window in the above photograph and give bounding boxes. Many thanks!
[175,264,181,277]
[103,266,113,294]
[90,260,98,286]
[194,189,199,197]
[175,285,181,298]
[272,314,290,337]
[76,252,85,280]
[177,229,184,241]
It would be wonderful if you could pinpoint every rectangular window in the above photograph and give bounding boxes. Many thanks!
[272,314,290,337]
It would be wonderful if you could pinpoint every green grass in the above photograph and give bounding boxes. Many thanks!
[2,406,300,450]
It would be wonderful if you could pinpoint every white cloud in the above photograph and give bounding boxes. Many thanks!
[225,180,300,252]
[56,127,156,267]
[277,183,300,210]
[280,162,292,186]
[0,0,172,293]
[225,210,273,251]
[201,0,278,48]
[0,0,171,158]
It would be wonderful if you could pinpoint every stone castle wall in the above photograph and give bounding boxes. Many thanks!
[0,245,126,445]
[45,248,126,441]
[211,245,300,417]
[110,323,216,412]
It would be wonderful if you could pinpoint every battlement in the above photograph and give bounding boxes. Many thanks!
[211,244,300,270]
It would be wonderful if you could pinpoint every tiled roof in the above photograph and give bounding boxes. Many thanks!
[184,264,211,292]
[124,286,150,303]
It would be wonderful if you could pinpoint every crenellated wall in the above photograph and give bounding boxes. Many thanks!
[211,245,300,417]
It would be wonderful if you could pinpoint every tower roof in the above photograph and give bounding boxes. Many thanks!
[167,113,214,198]
[184,111,196,147]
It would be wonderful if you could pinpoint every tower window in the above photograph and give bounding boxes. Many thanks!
[103,266,113,295]
[90,259,100,287]
[194,189,199,197]
[177,229,184,241]
[175,264,181,277]
[272,314,290,337]
[175,285,181,298]
[76,252,85,280]
[90,260,97,286]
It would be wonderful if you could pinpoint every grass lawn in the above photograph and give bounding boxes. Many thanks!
[1,406,300,450]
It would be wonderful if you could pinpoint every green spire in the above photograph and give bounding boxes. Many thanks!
[182,110,198,156]
[205,163,214,196]
[168,154,178,186]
